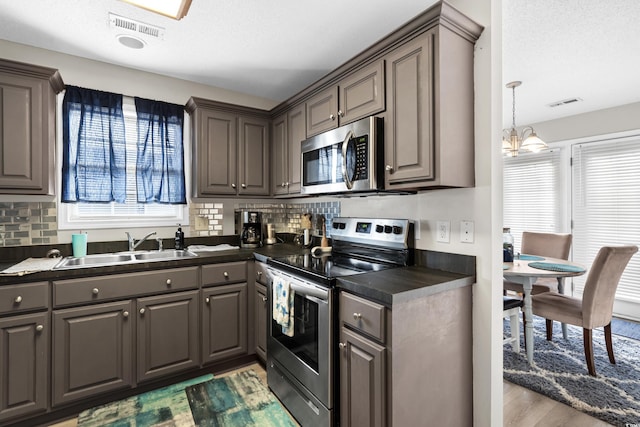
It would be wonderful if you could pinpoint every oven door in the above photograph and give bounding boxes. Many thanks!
[267,268,334,409]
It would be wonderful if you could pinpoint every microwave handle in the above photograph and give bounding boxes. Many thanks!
[341,130,355,189]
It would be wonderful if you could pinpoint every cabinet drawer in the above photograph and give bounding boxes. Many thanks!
[340,292,386,343]
[202,262,247,286]
[254,261,270,285]
[0,282,49,315]
[53,267,198,307]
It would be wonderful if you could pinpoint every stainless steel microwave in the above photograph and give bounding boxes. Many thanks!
[300,116,384,195]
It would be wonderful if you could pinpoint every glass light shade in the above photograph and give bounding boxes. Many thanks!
[520,131,547,153]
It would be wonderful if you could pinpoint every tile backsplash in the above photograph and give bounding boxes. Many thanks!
[235,201,341,236]
[0,200,341,246]
[0,202,57,246]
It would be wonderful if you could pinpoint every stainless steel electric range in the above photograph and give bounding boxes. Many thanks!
[266,217,413,426]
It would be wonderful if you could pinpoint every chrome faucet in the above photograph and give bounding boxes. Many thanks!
[125,231,157,251]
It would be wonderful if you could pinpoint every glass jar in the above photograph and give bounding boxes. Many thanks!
[503,227,514,262]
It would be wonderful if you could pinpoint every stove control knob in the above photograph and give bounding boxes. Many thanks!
[339,223,346,229]
[375,224,384,233]
[384,225,392,234]
[393,226,403,234]
[333,222,340,229]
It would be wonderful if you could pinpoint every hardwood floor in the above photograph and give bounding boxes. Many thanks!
[48,366,611,427]
[504,380,612,426]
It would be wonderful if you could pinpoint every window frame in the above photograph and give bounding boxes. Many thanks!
[57,94,190,230]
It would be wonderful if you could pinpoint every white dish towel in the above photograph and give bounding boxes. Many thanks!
[272,275,295,337]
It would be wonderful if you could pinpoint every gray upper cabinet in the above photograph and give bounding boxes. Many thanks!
[0,59,64,195]
[187,97,270,197]
[271,104,305,196]
[384,13,480,190]
[305,60,385,137]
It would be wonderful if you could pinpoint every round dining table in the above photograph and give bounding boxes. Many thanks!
[503,255,587,364]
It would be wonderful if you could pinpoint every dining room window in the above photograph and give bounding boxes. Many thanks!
[503,148,564,253]
[571,135,640,310]
[59,86,188,229]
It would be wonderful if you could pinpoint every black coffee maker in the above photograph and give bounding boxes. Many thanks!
[235,210,263,248]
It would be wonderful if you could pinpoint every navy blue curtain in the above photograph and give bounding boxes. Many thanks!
[134,98,186,204]
[62,86,127,203]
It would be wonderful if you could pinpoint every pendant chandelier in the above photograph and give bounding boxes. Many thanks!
[502,81,547,157]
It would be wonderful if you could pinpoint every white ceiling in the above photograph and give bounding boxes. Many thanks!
[1,0,639,127]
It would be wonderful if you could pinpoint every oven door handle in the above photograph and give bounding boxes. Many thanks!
[289,281,329,302]
[341,130,355,190]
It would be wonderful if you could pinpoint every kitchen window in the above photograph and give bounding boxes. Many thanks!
[59,87,188,230]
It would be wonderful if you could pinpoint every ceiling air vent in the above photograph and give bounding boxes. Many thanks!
[548,97,583,108]
[109,13,165,40]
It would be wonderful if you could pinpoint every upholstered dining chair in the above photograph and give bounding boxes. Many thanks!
[504,231,573,295]
[531,245,638,376]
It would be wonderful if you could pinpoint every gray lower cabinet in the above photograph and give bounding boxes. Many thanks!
[0,312,49,422]
[0,58,64,195]
[202,283,248,364]
[137,291,199,382]
[52,300,134,407]
[339,292,387,427]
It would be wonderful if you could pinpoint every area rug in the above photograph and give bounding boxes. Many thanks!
[504,315,640,426]
[186,369,297,427]
[77,374,213,426]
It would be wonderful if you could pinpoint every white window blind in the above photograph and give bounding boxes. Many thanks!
[571,136,640,306]
[503,149,562,254]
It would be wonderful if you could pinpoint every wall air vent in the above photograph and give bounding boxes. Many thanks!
[548,97,583,108]
[109,13,165,40]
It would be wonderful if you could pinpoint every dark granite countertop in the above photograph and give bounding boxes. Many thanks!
[0,243,306,286]
[337,265,475,308]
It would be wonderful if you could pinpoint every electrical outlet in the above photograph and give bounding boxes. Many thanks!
[436,221,450,243]
[460,220,474,243]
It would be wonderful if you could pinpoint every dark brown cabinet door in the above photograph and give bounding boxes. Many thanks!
[287,104,305,194]
[306,86,339,137]
[137,291,199,382]
[0,59,62,195]
[384,32,435,188]
[339,60,385,125]
[52,301,133,406]
[254,283,267,362]
[238,116,270,196]
[271,113,288,195]
[195,109,238,195]
[0,312,48,422]
[339,326,386,427]
[202,283,247,364]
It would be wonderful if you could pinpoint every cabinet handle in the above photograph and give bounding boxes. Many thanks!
[257,271,263,278]
[353,313,362,320]
[92,288,99,295]
[139,308,145,315]
[329,114,336,121]
[385,165,394,173]
[36,324,44,332]
[14,296,22,304]
[223,271,229,278]
[166,279,172,286]
[241,183,247,189]
[285,182,289,187]
[123,311,129,318]
[205,297,210,304]
[281,182,285,187]
[338,110,344,117]
[338,342,346,350]
[262,296,268,302]
[231,183,236,188]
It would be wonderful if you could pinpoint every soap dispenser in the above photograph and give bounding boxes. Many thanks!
[175,224,185,250]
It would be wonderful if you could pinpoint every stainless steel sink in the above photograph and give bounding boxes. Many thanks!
[54,250,198,270]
